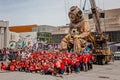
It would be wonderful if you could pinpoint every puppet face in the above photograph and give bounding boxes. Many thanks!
[69,12,76,22]
[68,6,83,23]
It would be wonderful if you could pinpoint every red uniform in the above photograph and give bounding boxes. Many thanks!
[83,54,88,63]
[1,64,7,70]
[10,65,15,71]
[60,61,65,70]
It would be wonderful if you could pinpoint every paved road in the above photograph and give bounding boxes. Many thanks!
[0,61,120,80]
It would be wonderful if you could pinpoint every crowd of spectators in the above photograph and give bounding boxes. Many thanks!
[0,49,94,76]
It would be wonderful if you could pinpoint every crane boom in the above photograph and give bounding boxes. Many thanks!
[89,0,102,34]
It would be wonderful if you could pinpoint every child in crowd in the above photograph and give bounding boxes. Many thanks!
[0,62,7,70]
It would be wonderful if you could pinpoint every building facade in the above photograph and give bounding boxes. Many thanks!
[32,25,57,44]
[84,8,120,42]
[9,24,37,33]
[9,25,38,48]
[19,32,37,47]
[0,20,9,49]
[51,26,69,43]
[37,32,52,44]
[10,32,19,42]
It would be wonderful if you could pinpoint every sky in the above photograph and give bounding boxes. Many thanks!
[0,0,120,26]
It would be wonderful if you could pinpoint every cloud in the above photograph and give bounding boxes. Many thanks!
[0,0,120,26]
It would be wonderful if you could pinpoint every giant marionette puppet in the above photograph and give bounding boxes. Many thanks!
[60,6,90,54]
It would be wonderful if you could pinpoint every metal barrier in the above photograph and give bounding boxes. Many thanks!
[0,54,4,61]
[0,53,18,61]
[114,56,120,60]
[8,52,18,61]
[114,52,120,60]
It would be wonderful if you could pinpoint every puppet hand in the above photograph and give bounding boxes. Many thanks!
[74,35,81,39]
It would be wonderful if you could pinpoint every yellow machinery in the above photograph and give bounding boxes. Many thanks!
[88,0,113,64]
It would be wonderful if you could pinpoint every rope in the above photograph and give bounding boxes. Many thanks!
[87,0,91,10]
[82,0,86,11]
[64,0,68,22]
[67,0,70,9]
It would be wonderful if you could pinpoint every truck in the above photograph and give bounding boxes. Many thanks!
[88,0,113,64]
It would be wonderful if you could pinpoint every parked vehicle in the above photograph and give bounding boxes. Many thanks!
[114,51,120,60]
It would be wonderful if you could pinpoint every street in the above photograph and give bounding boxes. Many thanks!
[0,61,120,80]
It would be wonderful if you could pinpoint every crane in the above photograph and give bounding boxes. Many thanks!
[88,0,112,64]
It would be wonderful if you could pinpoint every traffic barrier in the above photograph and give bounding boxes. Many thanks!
[0,53,18,61]
[0,54,4,61]
[8,52,18,61]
